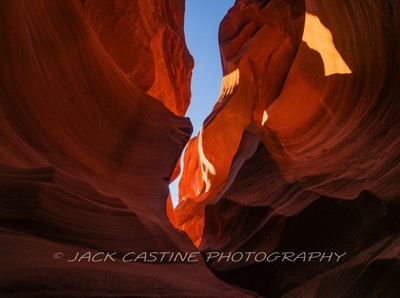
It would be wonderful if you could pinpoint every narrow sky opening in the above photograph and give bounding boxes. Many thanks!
[169,0,234,207]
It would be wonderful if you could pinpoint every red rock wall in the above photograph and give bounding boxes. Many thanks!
[175,0,400,296]
[0,1,254,296]
[82,0,193,116]
[2,0,399,296]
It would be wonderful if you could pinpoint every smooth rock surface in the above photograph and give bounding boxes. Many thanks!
[0,1,255,297]
[174,0,400,296]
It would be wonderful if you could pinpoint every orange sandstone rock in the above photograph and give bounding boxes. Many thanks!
[82,0,193,116]
[175,0,400,296]
[0,1,255,296]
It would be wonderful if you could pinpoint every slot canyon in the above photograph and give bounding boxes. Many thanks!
[1,0,399,297]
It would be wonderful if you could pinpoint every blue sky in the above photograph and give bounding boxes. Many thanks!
[169,0,234,206]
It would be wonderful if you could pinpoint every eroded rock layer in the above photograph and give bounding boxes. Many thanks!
[0,1,255,297]
[175,0,400,296]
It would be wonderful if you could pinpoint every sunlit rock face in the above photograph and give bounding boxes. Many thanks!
[82,0,193,116]
[175,0,400,296]
[0,1,255,296]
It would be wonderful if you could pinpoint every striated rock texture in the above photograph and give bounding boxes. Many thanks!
[175,0,400,297]
[0,0,255,297]
[82,0,193,116]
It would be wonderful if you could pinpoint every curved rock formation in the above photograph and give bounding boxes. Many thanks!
[2,0,399,296]
[82,0,193,116]
[175,0,400,296]
[0,0,255,296]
